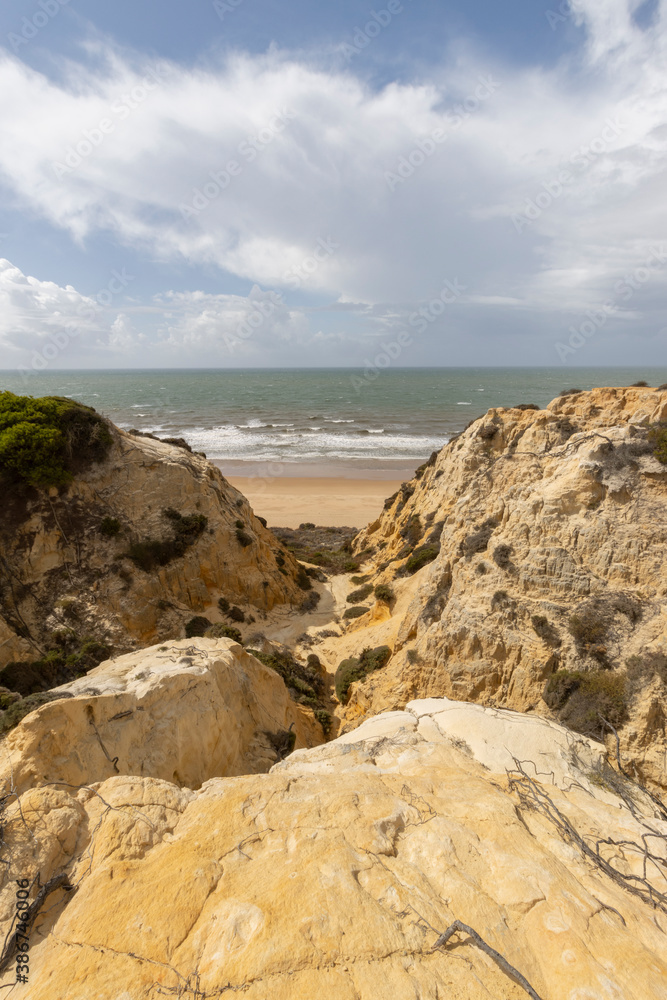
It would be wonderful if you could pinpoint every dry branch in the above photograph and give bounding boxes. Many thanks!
[508,758,667,914]
[431,919,544,999]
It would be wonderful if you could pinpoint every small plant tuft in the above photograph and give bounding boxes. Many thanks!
[205,623,243,643]
[374,583,395,603]
[235,528,253,547]
[99,517,122,537]
[184,616,212,638]
[335,645,391,703]
[343,605,368,620]
[346,584,373,603]
[402,545,439,575]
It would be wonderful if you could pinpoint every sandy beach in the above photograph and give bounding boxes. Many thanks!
[227,476,402,529]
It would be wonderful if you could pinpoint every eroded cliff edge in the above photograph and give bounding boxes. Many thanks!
[0,399,311,680]
[315,387,667,791]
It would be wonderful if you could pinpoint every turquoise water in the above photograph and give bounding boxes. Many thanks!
[1,367,665,477]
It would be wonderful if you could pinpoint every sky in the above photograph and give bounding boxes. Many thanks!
[0,0,666,370]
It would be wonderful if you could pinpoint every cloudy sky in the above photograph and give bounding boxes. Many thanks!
[0,0,665,369]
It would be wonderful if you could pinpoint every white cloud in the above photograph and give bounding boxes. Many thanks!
[0,1,665,363]
[0,257,99,355]
[0,259,314,368]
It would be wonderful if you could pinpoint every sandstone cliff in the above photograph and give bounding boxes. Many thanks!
[316,387,667,791]
[0,412,309,681]
[1,698,665,999]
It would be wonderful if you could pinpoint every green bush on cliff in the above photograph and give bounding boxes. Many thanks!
[126,508,208,571]
[543,669,627,740]
[335,645,391,703]
[0,633,111,698]
[374,583,395,603]
[184,616,212,638]
[346,583,373,603]
[648,423,667,463]
[204,623,243,643]
[0,392,112,488]
[402,545,439,575]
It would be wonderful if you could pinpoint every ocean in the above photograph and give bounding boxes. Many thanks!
[1,367,666,479]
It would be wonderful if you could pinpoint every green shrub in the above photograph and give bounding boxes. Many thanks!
[350,575,371,586]
[346,584,373,603]
[127,509,208,572]
[100,517,122,537]
[126,539,181,572]
[299,591,321,613]
[407,648,421,664]
[266,727,296,757]
[0,691,71,735]
[0,392,112,488]
[315,708,332,736]
[299,522,316,529]
[462,518,497,556]
[374,583,395,603]
[568,610,607,648]
[531,615,562,647]
[228,606,245,622]
[246,647,324,707]
[0,634,111,697]
[543,669,627,740]
[296,566,312,591]
[493,544,512,569]
[335,645,391,703]
[235,519,245,529]
[205,623,243,643]
[401,515,422,547]
[236,528,253,547]
[343,606,367,620]
[218,596,230,613]
[184,616,212,638]
[257,516,267,528]
[343,560,360,573]
[648,423,667,464]
[403,545,439,575]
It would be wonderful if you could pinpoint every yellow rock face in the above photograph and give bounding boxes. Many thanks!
[339,387,667,790]
[0,639,323,794]
[0,426,305,667]
[1,702,666,999]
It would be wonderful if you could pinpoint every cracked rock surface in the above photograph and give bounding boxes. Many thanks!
[2,699,666,999]
[334,387,667,790]
[0,639,324,794]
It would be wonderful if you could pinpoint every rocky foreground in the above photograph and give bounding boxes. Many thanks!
[0,662,665,999]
